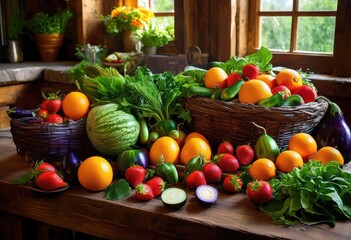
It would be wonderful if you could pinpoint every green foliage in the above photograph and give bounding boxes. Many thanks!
[28,10,73,34]
[105,179,131,200]
[9,14,25,40]
[261,161,351,227]
[137,20,174,47]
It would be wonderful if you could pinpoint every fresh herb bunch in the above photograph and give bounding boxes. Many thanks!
[260,161,351,227]
[136,20,174,47]
[120,67,190,123]
[29,10,73,34]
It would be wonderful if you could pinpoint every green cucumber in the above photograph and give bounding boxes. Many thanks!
[257,92,283,107]
[220,80,245,101]
[161,187,187,210]
[278,94,304,107]
[186,85,213,98]
[210,88,223,100]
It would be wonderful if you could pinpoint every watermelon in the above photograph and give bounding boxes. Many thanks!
[86,103,140,156]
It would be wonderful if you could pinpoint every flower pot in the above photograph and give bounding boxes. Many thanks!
[143,46,157,55]
[7,40,23,63]
[123,31,140,52]
[35,34,64,62]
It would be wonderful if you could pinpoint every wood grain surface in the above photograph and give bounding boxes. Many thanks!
[0,136,350,240]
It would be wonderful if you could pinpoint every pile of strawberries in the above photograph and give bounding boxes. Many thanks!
[37,92,64,124]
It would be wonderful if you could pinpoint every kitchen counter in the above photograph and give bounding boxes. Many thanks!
[0,134,350,240]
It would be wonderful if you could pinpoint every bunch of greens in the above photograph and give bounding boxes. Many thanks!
[120,67,191,124]
[215,46,273,75]
[28,10,73,34]
[260,161,351,227]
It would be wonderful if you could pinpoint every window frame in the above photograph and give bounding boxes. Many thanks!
[248,0,351,77]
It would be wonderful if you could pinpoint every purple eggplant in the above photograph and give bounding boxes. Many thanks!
[313,97,351,163]
[116,149,149,176]
[6,107,36,119]
[61,152,82,183]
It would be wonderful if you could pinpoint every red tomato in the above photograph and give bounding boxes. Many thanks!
[246,180,273,204]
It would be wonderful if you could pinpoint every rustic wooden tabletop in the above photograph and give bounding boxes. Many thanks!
[0,132,350,240]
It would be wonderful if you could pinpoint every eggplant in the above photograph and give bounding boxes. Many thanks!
[196,185,218,206]
[6,107,36,119]
[62,152,82,183]
[313,97,351,164]
[116,149,149,176]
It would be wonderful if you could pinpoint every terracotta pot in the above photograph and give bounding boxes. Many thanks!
[123,31,140,52]
[35,34,64,62]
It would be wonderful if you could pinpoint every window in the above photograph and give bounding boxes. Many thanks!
[138,0,174,26]
[249,0,351,76]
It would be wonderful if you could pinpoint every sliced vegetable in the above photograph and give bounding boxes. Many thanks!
[161,187,187,210]
[196,185,218,206]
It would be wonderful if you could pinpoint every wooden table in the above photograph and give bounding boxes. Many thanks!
[0,134,350,240]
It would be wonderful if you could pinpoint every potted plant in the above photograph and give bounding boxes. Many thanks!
[28,10,73,61]
[136,21,174,54]
[7,14,25,63]
[100,6,154,52]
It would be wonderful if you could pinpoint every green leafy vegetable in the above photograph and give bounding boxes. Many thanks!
[105,179,131,200]
[217,46,273,74]
[12,171,35,185]
[260,161,351,227]
[120,66,191,123]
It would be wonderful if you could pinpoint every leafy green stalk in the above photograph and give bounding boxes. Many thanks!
[260,161,351,227]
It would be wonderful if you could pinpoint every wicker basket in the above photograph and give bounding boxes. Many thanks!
[10,117,95,162]
[183,97,328,149]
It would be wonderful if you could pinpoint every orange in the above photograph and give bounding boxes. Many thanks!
[62,92,90,121]
[255,74,277,89]
[204,67,228,88]
[249,158,276,181]
[275,150,304,173]
[149,136,180,166]
[310,146,344,165]
[180,138,212,165]
[185,132,210,146]
[238,79,273,104]
[275,69,302,92]
[288,133,317,162]
[78,156,113,191]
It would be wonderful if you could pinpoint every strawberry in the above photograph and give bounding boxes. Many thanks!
[226,72,243,87]
[216,153,239,173]
[36,162,57,173]
[242,64,260,79]
[202,163,222,183]
[246,180,273,204]
[125,165,147,188]
[217,141,234,155]
[236,145,255,166]
[46,113,63,124]
[185,170,206,189]
[37,109,49,119]
[35,171,68,191]
[222,175,243,193]
[293,85,317,103]
[145,176,165,197]
[135,183,155,201]
[40,99,50,110]
[43,92,62,113]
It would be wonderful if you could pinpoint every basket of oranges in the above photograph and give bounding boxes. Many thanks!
[183,62,328,149]
[9,91,95,162]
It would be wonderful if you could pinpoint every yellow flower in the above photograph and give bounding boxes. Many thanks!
[102,6,155,34]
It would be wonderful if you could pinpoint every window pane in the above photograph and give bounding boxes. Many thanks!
[151,0,174,12]
[299,0,337,11]
[297,17,335,53]
[154,16,174,27]
[260,17,292,51]
[260,0,293,11]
